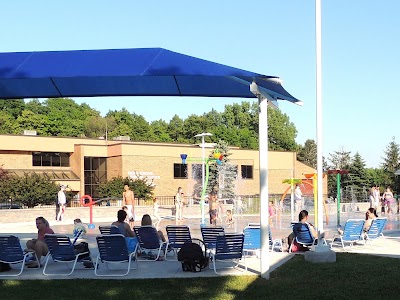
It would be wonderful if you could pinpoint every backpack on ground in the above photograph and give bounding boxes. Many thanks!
[0,262,11,272]
[177,238,209,272]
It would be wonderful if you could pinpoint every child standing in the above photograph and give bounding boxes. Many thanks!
[152,198,161,229]
[268,201,276,227]
[73,218,87,239]
[225,209,234,228]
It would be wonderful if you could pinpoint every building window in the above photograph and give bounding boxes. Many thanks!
[241,165,253,179]
[192,164,202,180]
[174,163,188,179]
[84,157,107,198]
[32,152,70,167]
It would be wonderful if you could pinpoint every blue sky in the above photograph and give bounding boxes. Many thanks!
[1,0,399,168]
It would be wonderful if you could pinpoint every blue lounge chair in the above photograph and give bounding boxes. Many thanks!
[289,222,319,253]
[0,235,39,276]
[330,219,365,250]
[200,226,225,250]
[365,218,387,245]
[243,226,260,256]
[209,233,245,274]
[95,234,138,276]
[134,226,167,261]
[99,225,120,235]
[165,225,191,260]
[43,234,92,276]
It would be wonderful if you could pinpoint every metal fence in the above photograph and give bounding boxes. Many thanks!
[1,193,359,212]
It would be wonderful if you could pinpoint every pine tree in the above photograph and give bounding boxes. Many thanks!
[297,139,317,169]
[327,147,352,194]
[348,152,368,200]
[381,136,400,191]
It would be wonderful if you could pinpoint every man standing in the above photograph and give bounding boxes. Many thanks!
[209,191,221,226]
[294,184,303,216]
[123,184,135,228]
[57,185,67,221]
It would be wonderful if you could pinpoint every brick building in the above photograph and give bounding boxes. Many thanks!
[0,134,322,198]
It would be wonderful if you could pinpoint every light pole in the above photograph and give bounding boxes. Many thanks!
[194,132,212,225]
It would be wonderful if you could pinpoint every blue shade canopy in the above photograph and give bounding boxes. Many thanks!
[0,48,299,103]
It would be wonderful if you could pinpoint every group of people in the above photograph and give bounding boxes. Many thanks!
[370,185,397,215]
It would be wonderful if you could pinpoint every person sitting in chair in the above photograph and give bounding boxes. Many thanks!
[364,207,378,234]
[25,217,55,267]
[287,210,318,251]
[112,210,136,237]
[141,214,166,242]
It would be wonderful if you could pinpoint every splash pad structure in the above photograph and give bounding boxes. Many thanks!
[180,150,223,225]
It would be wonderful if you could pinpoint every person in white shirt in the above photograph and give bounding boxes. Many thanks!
[294,184,303,215]
[57,185,67,221]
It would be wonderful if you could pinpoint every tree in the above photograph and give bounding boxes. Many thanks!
[83,115,107,138]
[348,152,368,200]
[0,99,25,118]
[168,115,185,142]
[45,98,88,136]
[327,147,352,170]
[98,176,154,200]
[297,139,317,169]
[327,148,352,198]
[0,173,59,207]
[381,136,400,191]
[0,165,9,180]
[15,109,50,135]
[0,110,15,134]
[365,168,386,188]
[149,119,172,142]
[266,107,298,151]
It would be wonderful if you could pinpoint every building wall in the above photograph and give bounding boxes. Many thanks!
[0,134,327,198]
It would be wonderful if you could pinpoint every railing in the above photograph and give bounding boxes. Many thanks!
[1,193,359,212]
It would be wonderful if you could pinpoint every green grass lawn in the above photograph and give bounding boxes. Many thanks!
[1,253,397,300]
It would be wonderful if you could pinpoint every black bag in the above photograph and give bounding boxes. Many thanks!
[178,239,209,272]
[0,262,11,272]
[74,242,91,261]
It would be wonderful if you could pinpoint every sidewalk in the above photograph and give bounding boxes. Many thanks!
[0,216,294,279]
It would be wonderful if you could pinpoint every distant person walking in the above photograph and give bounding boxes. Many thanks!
[56,185,67,221]
[123,184,135,228]
[175,187,184,221]
[372,185,380,210]
[294,184,303,215]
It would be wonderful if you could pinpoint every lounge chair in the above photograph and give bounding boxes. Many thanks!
[134,226,167,261]
[243,226,260,257]
[165,225,191,260]
[330,219,365,250]
[365,218,387,245]
[99,225,120,235]
[95,234,138,276]
[200,226,225,250]
[0,235,39,276]
[289,222,319,253]
[209,233,245,274]
[43,234,92,276]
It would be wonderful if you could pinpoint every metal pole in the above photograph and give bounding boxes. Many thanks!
[337,173,341,226]
[259,95,270,279]
[201,136,205,225]
[316,0,324,236]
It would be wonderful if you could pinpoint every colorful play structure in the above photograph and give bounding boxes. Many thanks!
[80,195,96,229]
[327,169,349,227]
[281,173,329,229]
[180,149,223,225]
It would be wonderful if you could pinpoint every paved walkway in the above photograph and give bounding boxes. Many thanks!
[1,213,400,279]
